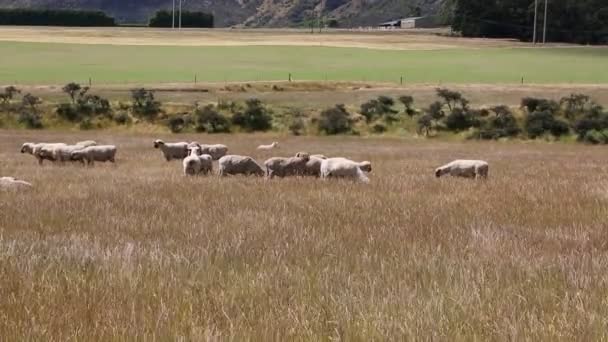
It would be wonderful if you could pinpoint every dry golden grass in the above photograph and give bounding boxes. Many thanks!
[1,130,608,340]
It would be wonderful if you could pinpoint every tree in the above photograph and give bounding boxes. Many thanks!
[0,86,20,105]
[417,114,434,137]
[131,88,161,120]
[436,88,464,111]
[21,93,42,111]
[560,93,591,120]
[62,82,82,104]
[360,96,397,123]
[398,95,416,117]
[318,104,353,135]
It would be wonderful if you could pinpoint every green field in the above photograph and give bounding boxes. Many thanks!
[0,42,607,85]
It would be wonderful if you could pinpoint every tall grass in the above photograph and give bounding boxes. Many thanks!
[1,130,608,339]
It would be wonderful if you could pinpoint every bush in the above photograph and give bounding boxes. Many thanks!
[521,97,559,114]
[372,122,387,134]
[445,108,481,131]
[79,118,93,130]
[114,112,131,125]
[436,88,468,110]
[232,99,272,132]
[194,105,231,133]
[581,130,608,144]
[149,10,213,28]
[398,95,416,117]
[56,103,81,122]
[0,8,115,26]
[360,96,397,123]
[131,88,161,121]
[476,112,521,139]
[167,116,186,133]
[288,117,306,136]
[18,112,43,129]
[427,101,445,121]
[525,110,569,138]
[318,104,353,135]
[417,114,434,136]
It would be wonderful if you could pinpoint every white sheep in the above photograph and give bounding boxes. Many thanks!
[197,143,229,160]
[435,160,489,179]
[0,177,32,190]
[218,155,265,177]
[48,144,87,163]
[182,146,213,176]
[320,157,372,183]
[154,140,189,161]
[70,145,117,165]
[257,142,279,150]
[264,153,310,179]
[21,142,66,165]
[75,140,97,148]
[295,152,326,177]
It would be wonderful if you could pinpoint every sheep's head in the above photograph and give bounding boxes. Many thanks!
[153,140,164,148]
[359,161,372,173]
[70,150,85,161]
[272,142,279,147]
[295,152,310,161]
[21,143,33,154]
[188,146,202,156]
[435,168,444,178]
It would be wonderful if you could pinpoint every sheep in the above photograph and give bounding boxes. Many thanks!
[0,177,32,190]
[264,153,310,179]
[257,141,279,150]
[154,140,189,161]
[320,157,373,183]
[194,143,228,160]
[295,152,326,177]
[218,155,265,177]
[76,140,97,148]
[182,146,213,176]
[435,160,489,179]
[21,142,66,165]
[48,144,88,163]
[70,145,117,165]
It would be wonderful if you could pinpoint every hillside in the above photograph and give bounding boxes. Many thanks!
[0,0,442,27]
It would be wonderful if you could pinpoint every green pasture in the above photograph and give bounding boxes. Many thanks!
[0,42,607,84]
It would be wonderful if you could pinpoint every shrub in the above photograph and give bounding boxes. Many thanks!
[194,105,231,133]
[427,101,445,121]
[318,104,353,135]
[476,112,521,139]
[521,97,559,113]
[288,117,306,136]
[56,103,81,122]
[360,96,397,123]
[398,95,416,117]
[149,10,213,28]
[582,130,608,144]
[114,112,131,125]
[232,99,272,132]
[131,88,161,121]
[0,86,20,106]
[560,93,591,120]
[417,114,434,136]
[18,111,43,129]
[79,118,94,130]
[436,88,468,110]
[445,108,481,131]
[166,116,185,133]
[372,122,387,134]
[525,110,569,138]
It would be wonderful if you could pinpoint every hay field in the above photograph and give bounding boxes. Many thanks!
[2,130,608,339]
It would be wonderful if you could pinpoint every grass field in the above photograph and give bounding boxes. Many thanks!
[1,131,608,339]
[0,42,607,85]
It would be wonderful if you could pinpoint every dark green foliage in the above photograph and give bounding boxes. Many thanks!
[560,93,593,120]
[417,114,434,136]
[149,10,213,28]
[582,130,608,144]
[573,108,608,142]
[327,19,339,28]
[194,105,231,133]
[521,97,559,114]
[62,82,82,104]
[525,111,569,138]
[232,99,272,132]
[399,95,416,117]
[0,86,20,105]
[445,108,481,131]
[0,9,114,26]
[476,108,521,139]
[372,122,387,134]
[427,101,445,121]
[79,118,94,130]
[436,88,466,111]
[18,111,43,129]
[167,116,186,133]
[360,96,397,123]
[451,0,608,44]
[318,104,353,135]
[57,84,111,122]
[114,112,131,125]
[131,88,161,121]
[21,93,41,111]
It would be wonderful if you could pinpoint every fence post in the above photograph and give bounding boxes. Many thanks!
[89,77,92,86]
[288,73,292,82]
[400,76,403,85]
[195,74,197,84]
[521,76,524,84]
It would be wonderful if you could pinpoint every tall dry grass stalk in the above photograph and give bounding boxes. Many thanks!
[1,130,608,340]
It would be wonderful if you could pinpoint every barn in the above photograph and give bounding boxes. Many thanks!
[378,16,437,29]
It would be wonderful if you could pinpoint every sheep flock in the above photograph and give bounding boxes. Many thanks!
[6,139,490,190]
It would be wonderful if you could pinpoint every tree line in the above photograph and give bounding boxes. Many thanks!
[447,0,608,44]
[0,9,214,28]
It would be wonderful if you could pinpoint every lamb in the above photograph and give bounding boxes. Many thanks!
[154,140,189,161]
[295,152,326,177]
[435,160,489,179]
[0,177,32,190]
[76,140,97,148]
[218,155,265,177]
[21,142,66,165]
[182,146,213,176]
[193,143,228,160]
[257,142,279,150]
[320,157,373,183]
[70,145,117,165]
[264,153,310,179]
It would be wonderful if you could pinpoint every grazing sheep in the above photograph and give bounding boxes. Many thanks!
[154,140,189,161]
[435,160,489,179]
[49,144,88,163]
[182,146,213,176]
[320,157,373,183]
[0,177,32,190]
[264,153,310,179]
[21,142,66,165]
[70,145,117,165]
[218,155,265,177]
[295,152,326,177]
[257,142,279,150]
[199,144,229,160]
[76,140,97,148]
